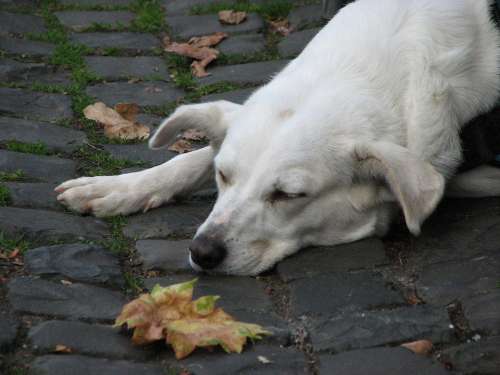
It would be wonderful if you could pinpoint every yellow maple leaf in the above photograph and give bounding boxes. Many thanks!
[114,279,271,359]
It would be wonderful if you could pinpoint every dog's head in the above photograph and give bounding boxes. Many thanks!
[150,99,445,275]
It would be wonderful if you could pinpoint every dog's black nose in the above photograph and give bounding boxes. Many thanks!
[189,234,227,270]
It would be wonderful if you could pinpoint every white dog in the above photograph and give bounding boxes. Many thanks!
[56,0,500,275]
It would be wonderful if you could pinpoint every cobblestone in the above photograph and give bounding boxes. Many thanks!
[218,34,267,55]
[200,87,255,104]
[0,11,46,35]
[0,88,73,121]
[3,182,61,211]
[103,143,176,166]
[135,239,192,272]
[86,82,183,107]
[70,32,159,51]
[278,28,320,58]
[24,243,124,286]
[289,4,327,30]
[197,60,290,86]
[0,116,87,153]
[59,0,133,5]
[0,150,76,183]
[0,58,71,85]
[166,13,264,40]
[55,11,135,31]
[8,277,125,320]
[0,207,108,241]
[85,56,169,81]
[0,312,18,352]
[0,36,55,56]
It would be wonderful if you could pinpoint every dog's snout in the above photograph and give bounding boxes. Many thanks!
[189,234,227,270]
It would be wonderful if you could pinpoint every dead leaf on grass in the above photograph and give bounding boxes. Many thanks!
[54,344,73,353]
[168,139,195,154]
[168,129,208,153]
[269,19,293,36]
[115,279,271,359]
[83,102,150,141]
[218,10,247,25]
[401,340,433,355]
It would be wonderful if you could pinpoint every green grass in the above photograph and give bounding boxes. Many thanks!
[0,231,31,255]
[0,184,11,206]
[30,82,68,93]
[130,0,165,33]
[124,272,144,293]
[190,0,293,19]
[217,50,281,66]
[0,170,27,182]
[4,140,50,155]
[102,215,130,254]
[74,145,144,176]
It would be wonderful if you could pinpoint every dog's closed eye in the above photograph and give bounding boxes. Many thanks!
[269,189,307,203]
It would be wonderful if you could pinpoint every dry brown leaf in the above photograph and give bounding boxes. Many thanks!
[182,129,207,142]
[401,340,433,355]
[218,10,247,25]
[54,344,72,353]
[188,32,227,48]
[115,103,140,122]
[169,139,195,154]
[269,19,293,36]
[405,290,423,305]
[115,279,271,359]
[83,102,150,141]
[8,248,20,259]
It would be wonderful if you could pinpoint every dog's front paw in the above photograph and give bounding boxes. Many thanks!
[55,175,167,217]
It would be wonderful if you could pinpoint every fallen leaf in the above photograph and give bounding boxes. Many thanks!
[182,129,207,142]
[401,340,433,355]
[168,139,196,154]
[164,32,227,78]
[60,280,73,286]
[405,290,423,305]
[258,355,272,364]
[218,10,247,25]
[115,279,271,359]
[115,103,140,122]
[54,344,72,353]
[8,248,19,259]
[168,129,207,153]
[83,102,150,141]
[269,19,293,36]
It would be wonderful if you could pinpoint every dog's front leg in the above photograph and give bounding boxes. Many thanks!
[55,146,214,217]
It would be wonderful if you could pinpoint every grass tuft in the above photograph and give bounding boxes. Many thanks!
[0,170,27,182]
[0,184,11,206]
[190,0,293,19]
[4,140,50,155]
[130,0,165,33]
[74,145,144,176]
[0,231,31,255]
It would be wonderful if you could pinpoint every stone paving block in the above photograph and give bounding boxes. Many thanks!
[416,253,500,305]
[70,32,159,51]
[413,198,500,265]
[144,274,273,314]
[24,243,124,286]
[277,238,388,282]
[59,0,133,5]
[103,143,176,166]
[218,33,267,55]
[462,290,500,335]
[0,58,72,86]
[0,11,46,35]
[7,277,125,320]
[179,344,308,375]
[200,87,255,104]
[0,150,76,183]
[278,27,320,57]
[163,0,214,16]
[197,60,290,86]
[3,182,61,211]
[29,321,154,360]
[319,347,448,375]
[31,355,165,375]
[86,82,183,107]
[123,201,213,239]
[0,311,18,352]
[166,13,264,40]
[135,113,164,127]
[85,56,169,81]
[0,36,55,56]
[440,336,500,375]
[55,11,135,31]
[0,207,108,241]
[135,239,191,272]
[0,117,87,153]
[288,270,404,317]
[0,88,73,121]
[307,305,452,353]
[288,4,327,30]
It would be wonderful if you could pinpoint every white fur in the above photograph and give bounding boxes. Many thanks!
[56,0,500,275]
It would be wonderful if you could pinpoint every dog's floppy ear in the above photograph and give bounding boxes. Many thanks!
[149,100,242,150]
[353,141,445,235]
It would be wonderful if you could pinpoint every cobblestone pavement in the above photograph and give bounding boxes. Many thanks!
[0,1,499,374]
